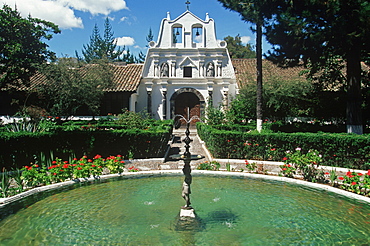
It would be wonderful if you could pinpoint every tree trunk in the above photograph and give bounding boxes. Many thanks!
[346,45,363,134]
[256,23,263,132]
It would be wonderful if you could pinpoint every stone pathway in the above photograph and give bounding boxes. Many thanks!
[161,126,210,170]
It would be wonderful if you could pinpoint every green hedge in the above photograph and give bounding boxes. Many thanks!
[0,122,173,169]
[197,123,370,170]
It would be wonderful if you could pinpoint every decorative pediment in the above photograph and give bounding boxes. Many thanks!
[179,57,197,67]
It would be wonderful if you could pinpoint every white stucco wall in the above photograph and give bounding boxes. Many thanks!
[135,10,237,120]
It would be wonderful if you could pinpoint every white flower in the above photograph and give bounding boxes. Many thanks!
[295,147,302,151]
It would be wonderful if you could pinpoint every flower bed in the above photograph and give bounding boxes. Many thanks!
[0,154,134,198]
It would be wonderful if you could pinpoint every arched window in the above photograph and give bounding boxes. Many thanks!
[172,25,182,44]
[192,25,202,44]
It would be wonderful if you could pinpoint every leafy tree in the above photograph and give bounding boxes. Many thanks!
[0,4,60,89]
[78,17,124,63]
[38,58,113,116]
[220,0,370,134]
[227,61,314,122]
[223,35,256,58]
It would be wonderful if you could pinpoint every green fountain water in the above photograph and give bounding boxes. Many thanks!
[0,174,369,245]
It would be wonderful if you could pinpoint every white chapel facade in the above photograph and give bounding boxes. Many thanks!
[133,10,237,121]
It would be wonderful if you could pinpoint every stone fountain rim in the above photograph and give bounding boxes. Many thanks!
[1,170,369,207]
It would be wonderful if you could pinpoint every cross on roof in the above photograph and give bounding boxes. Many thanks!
[185,1,190,10]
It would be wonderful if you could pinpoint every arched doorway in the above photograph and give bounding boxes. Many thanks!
[170,88,205,127]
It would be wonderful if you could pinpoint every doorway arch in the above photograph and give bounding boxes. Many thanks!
[170,88,205,125]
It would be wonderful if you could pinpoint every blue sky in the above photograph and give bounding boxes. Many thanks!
[3,0,272,58]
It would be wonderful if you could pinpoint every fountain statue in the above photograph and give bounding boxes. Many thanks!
[171,109,204,218]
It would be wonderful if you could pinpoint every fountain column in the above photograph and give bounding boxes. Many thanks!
[181,122,192,209]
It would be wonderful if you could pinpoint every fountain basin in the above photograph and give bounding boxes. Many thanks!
[0,171,369,245]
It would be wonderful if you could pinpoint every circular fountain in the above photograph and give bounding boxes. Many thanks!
[0,173,369,245]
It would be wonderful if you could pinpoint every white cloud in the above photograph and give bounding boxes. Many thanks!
[2,0,128,29]
[3,0,83,28]
[240,36,251,44]
[115,36,135,46]
[58,0,128,16]
[119,16,128,22]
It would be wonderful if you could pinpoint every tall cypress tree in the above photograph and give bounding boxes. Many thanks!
[79,18,124,63]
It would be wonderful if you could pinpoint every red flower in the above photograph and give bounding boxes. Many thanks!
[282,157,288,161]
[27,166,32,171]
[117,155,122,158]
[25,166,29,169]
[83,155,87,159]
[338,177,344,181]
[52,161,57,164]
[245,160,249,165]
[73,158,78,161]
[63,164,69,168]
[64,161,68,164]
[77,167,82,170]
[351,182,357,186]
[91,165,96,167]
[368,170,370,176]
[88,159,93,163]
[270,148,276,151]
[287,164,291,167]
[325,172,330,175]
[94,154,102,159]
[358,173,363,176]
[72,164,77,167]
[282,168,287,171]
[120,161,125,164]
[34,164,39,168]
[53,173,57,175]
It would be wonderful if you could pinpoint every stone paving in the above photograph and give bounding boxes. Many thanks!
[161,125,211,170]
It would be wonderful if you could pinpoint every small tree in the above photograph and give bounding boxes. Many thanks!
[223,35,256,58]
[38,58,113,117]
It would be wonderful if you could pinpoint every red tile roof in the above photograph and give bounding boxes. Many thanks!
[231,58,306,88]
[108,63,143,92]
[6,63,144,92]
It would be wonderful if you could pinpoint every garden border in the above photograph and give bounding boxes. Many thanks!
[1,169,369,208]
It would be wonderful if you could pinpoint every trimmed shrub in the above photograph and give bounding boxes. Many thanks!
[197,123,370,170]
[0,121,173,169]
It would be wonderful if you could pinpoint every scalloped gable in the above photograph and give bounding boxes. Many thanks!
[155,10,218,48]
